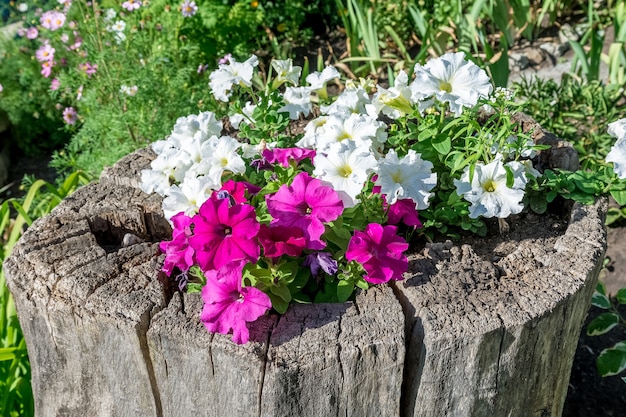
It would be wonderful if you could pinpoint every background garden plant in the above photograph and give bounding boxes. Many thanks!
[0,0,626,414]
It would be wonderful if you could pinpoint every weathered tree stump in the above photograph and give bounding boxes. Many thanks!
[5,136,606,416]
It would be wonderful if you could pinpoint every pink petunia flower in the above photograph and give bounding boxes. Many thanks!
[159,212,195,276]
[215,180,260,205]
[266,172,343,250]
[346,223,409,284]
[62,107,77,125]
[257,224,306,259]
[122,0,142,11]
[189,197,260,271]
[26,27,38,39]
[50,78,60,91]
[200,260,271,344]
[35,44,55,62]
[262,147,316,168]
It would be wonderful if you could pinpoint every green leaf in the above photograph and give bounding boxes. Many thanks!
[270,283,292,303]
[597,341,626,377]
[616,288,626,305]
[592,291,612,309]
[431,135,451,155]
[587,312,620,336]
[611,190,626,206]
[269,293,290,314]
[0,347,18,361]
[337,280,355,302]
[596,281,608,296]
[186,283,203,294]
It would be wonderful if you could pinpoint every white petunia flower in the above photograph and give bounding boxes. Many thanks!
[140,169,170,196]
[271,58,301,87]
[229,101,256,129]
[320,86,370,116]
[162,177,215,220]
[194,136,246,185]
[170,111,222,145]
[607,138,626,179]
[313,141,378,208]
[296,115,329,148]
[367,71,414,119]
[208,55,258,102]
[278,86,312,119]
[314,113,385,153]
[608,118,626,142]
[454,157,525,218]
[375,149,437,209]
[306,65,340,90]
[410,52,493,116]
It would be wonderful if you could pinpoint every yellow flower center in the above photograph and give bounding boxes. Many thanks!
[483,179,497,193]
[439,80,453,93]
[391,171,403,184]
[338,131,352,141]
[338,165,353,178]
[220,157,229,167]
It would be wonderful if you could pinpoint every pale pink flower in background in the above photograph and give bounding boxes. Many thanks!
[218,53,232,65]
[197,63,209,74]
[17,27,27,37]
[26,27,38,39]
[181,0,198,17]
[35,44,55,62]
[40,11,66,31]
[62,107,77,125]
[40,61,53,77]
[79,62,98,77]
[50,78,60,91]
[60,33,69,43]
[122,0,142,11]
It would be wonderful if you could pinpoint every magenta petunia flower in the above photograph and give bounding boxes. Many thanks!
[215,179,260,205]
[189,197,260,271]
[262,147,316,168]
[200,260,271,344]
[266,172,343,250]
[346,223,409,284]
[257,224,306,259]
[159,212,195,275]
[387,198,422,228]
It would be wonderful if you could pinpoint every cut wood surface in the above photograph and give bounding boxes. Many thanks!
[5,139,607,416]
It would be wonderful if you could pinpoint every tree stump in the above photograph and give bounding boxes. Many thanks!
[5,140,606,416]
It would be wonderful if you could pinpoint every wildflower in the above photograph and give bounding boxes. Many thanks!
[76,85,83,100]
[346,223,409,284]
[40,61,53,78]
[209,55,258,102]
[218,53,232,65]
[454,157,526,218]
[40,10,66,31]
[266,172,343,250]
[60,33,69,43]
[107,20,126,43]
[62,107,77,125]
[50,78,60,91]
[120,84,138,96]
[197,63,209,74]
[80,62,98,77]
[104,8,116,21]
[122,0,142,11]
[313,141,378,208]
[271,58,301,87]
[375,149,437,209]
[0,84,3,93]
[411,52,492,116]
[17,3,28,12]
[181,0,198,17]
[159,212,195,275]
[303,252,338,276]
[35,44,55,62]
[190,197,260,271]
[26,27,38,39]
[257,224,306,259]
[200,260,271,345]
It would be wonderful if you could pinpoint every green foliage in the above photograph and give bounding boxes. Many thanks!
[0,169,91,417]
[589,281,626,381]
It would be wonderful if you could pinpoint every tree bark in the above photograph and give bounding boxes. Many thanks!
[4,147,606,417]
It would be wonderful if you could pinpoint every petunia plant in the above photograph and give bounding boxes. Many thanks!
[141,52,573,344]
